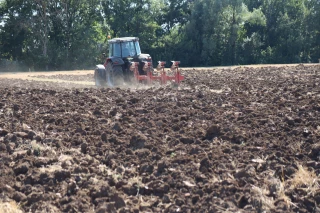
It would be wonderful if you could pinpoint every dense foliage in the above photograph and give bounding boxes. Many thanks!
[0,0,319,71]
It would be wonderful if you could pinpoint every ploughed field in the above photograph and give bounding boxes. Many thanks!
[0,64,320,213]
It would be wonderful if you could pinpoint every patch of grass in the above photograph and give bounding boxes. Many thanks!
[0,200,23,213]
[58,154,73,163]
[252,164,319,212]
[277,181,296,208]
[128,176,143,187]
[266,177,294,208]
[31,140,41,156]
[39,164,62,174]
[287,164,319,196]
[128,175,144,196]
[209,175,221,184]
[38,154,74,174]
[251,184,275,212]
[30,140,56,156]
[113,174,123,182]
[98,164,108,174]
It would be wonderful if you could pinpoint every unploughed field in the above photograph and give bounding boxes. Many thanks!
[0,64,320,213]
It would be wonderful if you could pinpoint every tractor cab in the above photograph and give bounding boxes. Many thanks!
[108,37,141,58]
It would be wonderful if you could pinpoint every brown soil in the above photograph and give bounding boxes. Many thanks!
[0,64,320,213]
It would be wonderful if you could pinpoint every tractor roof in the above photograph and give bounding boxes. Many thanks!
[108,37,139,43]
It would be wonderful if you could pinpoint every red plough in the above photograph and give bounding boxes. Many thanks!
[130,61,185,86]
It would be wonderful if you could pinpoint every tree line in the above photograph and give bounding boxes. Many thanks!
[0,0,319,71]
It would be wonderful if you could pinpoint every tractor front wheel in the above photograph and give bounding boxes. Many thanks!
[94,67,107,87]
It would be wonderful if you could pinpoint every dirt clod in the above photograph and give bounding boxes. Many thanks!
[130,133,147,149]
[12,191,27,202]
[110,193,126,209]
[13,162,30,175]
[205,124,221,140]
[81,142,88,154]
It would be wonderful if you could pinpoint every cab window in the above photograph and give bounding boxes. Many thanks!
[113,43,121,57]
[135,41,141,55]
[108,44,112,57]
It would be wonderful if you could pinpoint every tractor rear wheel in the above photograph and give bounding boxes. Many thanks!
[94,67,107,87]
[106,62,124,87]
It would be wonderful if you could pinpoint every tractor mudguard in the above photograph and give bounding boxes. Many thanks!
[108,57,125,66]
[95,64,105,70]
[95,64,106,79]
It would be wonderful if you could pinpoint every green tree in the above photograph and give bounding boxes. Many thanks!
[0,0,31,61]
[181,0,248,66]
[0,0,103,70]
[48,0,104,69]
[261,0,312,63]
[237,5,266,64]
[159,0,190,32]
[243,0,263,10]
[307,0,320,62]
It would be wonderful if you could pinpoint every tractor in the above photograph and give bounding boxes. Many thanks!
[94,37,184,87]
[94,37,153,87]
